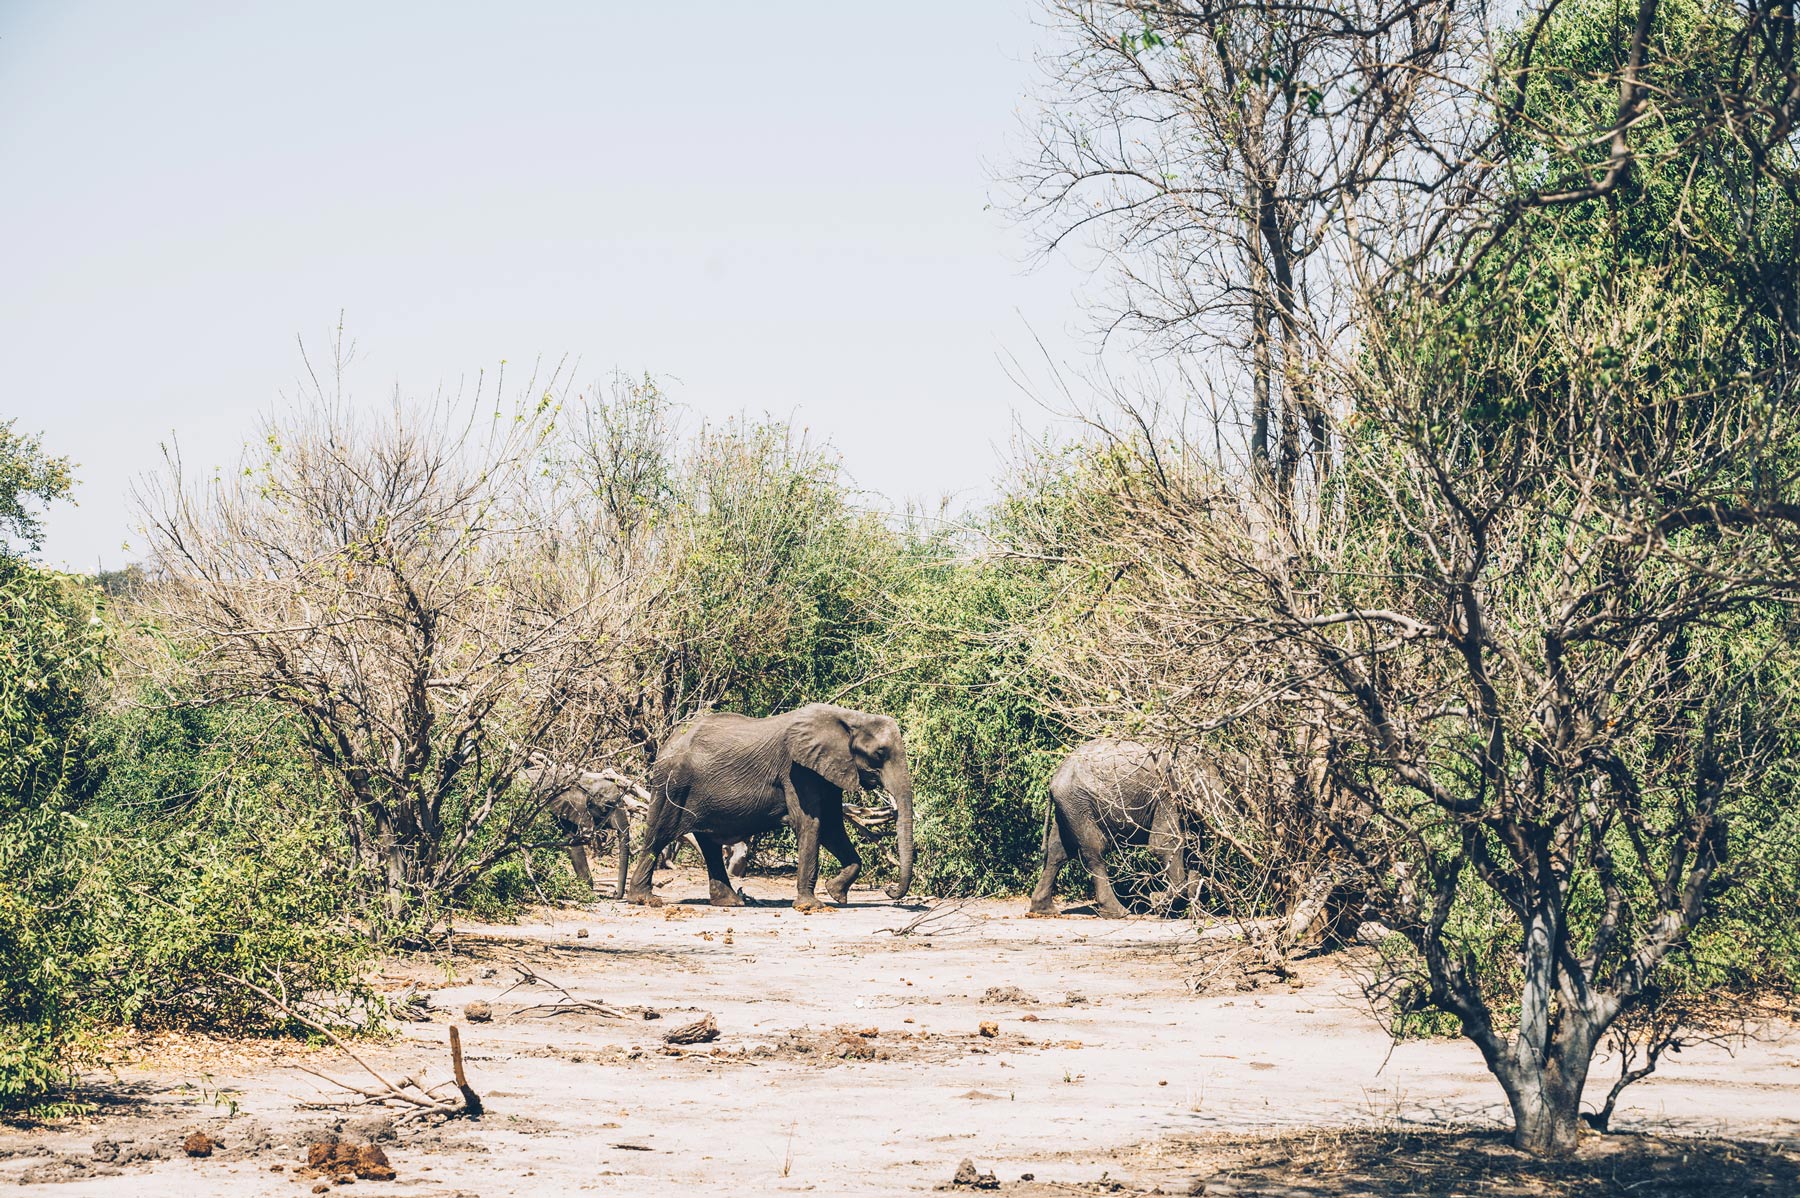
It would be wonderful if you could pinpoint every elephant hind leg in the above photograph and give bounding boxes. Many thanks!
[817,809,862,905]
[1148,803,1189,916]
[725,840,751,880]
[696,836,746,907]
[625,791,682,906]
[1073,819,1129,919]
[1028,807,1071,915]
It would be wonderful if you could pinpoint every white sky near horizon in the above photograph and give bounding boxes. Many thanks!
[1,1,1103,571]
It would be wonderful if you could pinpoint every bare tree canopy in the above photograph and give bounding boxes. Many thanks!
[135,348,628,922]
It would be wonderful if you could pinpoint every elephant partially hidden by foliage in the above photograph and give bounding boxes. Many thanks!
[627,703,916,910]
[524,761,641,897]
[1028,738,1204,918]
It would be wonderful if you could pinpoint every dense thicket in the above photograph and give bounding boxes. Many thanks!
[1012,0,1800,1157]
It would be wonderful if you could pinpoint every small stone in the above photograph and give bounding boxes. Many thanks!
[312,1187,330,1195]
[464,1001,493,1022]
[182,1132,216,1157]
[306,1140,395,1182]
[977,1021,999,1038]
[1021,1013,1040,1022]
[576,928,590,938]
[950,1157,1000,1190]
[663,1013,719,1045]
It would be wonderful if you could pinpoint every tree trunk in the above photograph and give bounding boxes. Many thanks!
[1487,1004,1603,1157]
[1501,1062,1587,1156]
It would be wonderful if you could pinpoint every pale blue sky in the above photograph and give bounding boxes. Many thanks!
[1,1,1095,570]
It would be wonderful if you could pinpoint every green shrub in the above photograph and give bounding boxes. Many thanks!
[76,697,380,1033]
[0,562,108,1112]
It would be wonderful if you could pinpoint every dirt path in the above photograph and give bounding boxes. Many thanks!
[5,869,1798,1195]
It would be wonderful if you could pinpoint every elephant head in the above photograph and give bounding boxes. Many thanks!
[790,705,916,900]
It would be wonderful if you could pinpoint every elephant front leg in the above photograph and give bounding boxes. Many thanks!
[791,811,828,911]
[625,794,679,906]
[817,808,862,905]
[782,773,831,912]
[1148,804,1189,916]
[566,845,595,889]
[609,806,632,900]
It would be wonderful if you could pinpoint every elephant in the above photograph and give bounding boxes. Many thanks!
[1028,738,1198,918]
[625,703,916,910]
[524,761,638,897]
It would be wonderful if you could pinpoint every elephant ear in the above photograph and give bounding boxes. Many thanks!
[789,707,861,792]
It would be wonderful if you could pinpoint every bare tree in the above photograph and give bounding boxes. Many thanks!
[136,349,629,923]
[1019,0,1478,513]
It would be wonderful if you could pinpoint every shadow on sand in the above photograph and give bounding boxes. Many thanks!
[1134,1127,1800,1198]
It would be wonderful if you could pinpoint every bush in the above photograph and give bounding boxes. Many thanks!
[0,562,108,1112]
[76,697,380,1031]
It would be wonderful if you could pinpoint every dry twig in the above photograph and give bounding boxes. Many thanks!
[497,961,630,1019]
[222,973,479,1119]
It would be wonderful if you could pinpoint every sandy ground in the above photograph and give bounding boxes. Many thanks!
[4,867,1798,1196]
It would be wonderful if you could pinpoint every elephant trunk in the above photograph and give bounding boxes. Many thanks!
[884,756,915,900]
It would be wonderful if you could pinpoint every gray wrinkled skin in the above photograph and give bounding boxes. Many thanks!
[1028,738,1189,919]
[525,764,636,898]
[625,703,916,910]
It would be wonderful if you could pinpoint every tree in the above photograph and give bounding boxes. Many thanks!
[1022,0,1800,1156]
[1019,0,1471,514]
[0,420,74,559]
[0,430,107,1112]
[137,356,628,925]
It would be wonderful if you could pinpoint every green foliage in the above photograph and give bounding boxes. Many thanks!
[454,851,592,922]
[1344,0,1800,1056]
[862,536,1070,894]
[76,698,379,1031]
[658,418,901,718]
[0,421,73,559]
[0,562,108,1112]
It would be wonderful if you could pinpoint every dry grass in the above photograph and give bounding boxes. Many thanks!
[1031,1128,1800,1197]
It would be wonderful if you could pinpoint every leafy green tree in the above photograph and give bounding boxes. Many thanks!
[0,421,73,560]
[0,429,106,1112]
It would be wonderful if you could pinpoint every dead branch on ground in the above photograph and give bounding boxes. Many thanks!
[497,961,630,1019]
[876,897,978,938]
[222,973,479,1119]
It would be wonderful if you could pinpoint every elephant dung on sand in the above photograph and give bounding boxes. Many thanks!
[1028,738,1207,918]
[626,703,916,910]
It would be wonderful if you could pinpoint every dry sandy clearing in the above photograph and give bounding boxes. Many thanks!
[4,867,1797,1196]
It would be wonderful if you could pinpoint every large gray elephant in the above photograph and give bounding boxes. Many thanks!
[625,703,916,910]
[524,762,637,897]
[1028,738,1193,918]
